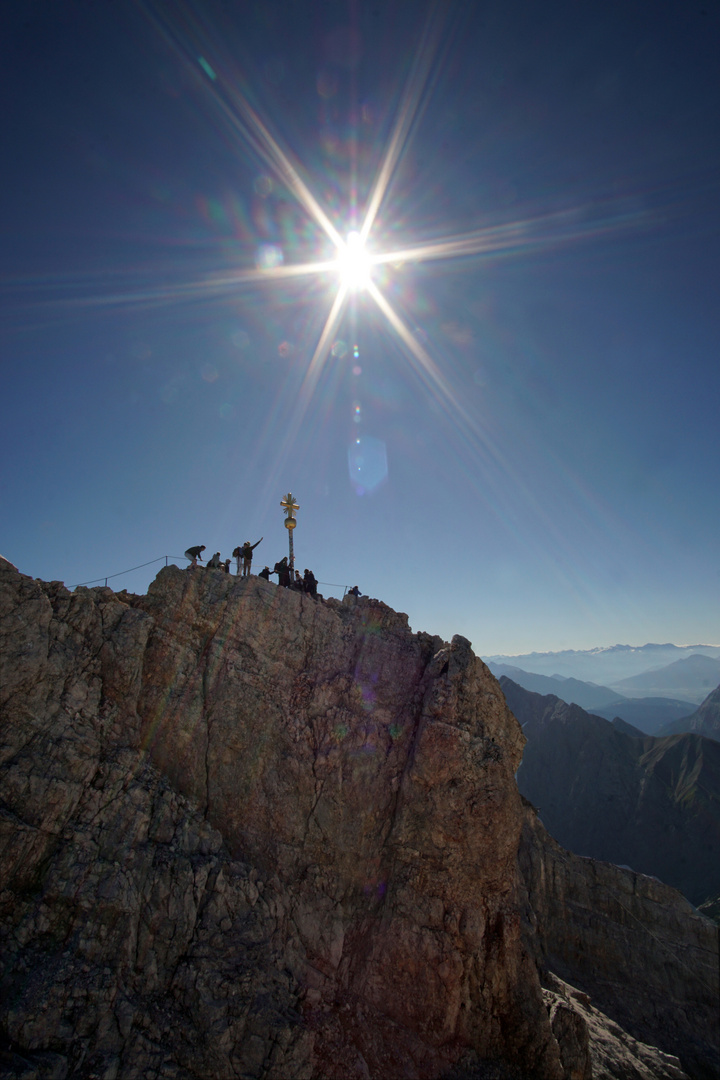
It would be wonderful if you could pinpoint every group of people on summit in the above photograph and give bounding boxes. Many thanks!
[183,541,325,598]
[184,540,261,576]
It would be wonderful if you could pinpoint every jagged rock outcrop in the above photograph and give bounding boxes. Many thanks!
[541,974,689,1080]
[1,557,717,1079]
[520,805,719,1080]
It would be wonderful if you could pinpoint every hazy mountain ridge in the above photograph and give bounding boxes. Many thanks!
[486,663,694,733]
[593,697,695,734]
[486,664,624,710]
[611,653,720,703]
[486,642,720,685]
[502,676,720,909]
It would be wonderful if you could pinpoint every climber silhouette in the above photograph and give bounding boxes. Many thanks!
[185,545,205,567]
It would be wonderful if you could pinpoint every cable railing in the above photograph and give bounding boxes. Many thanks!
[74,555,182,587]
[73,556,356,597]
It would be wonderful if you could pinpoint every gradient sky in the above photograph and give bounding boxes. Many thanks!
[2,0,719,656]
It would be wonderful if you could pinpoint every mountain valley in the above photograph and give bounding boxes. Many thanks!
[504,677,720,909]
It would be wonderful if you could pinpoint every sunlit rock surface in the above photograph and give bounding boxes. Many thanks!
[0,556,717,1079]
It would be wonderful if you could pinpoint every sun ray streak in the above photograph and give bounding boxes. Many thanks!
[4,260,341,319]
[7,199,654,324]
[219,83,345,249]
[254,283,350,502]
[143,4,344,249]
[366,279,472,426]
[371,205,655,268]
[360,10,443,244]
[303,282,350,400]
[365,279,597,567]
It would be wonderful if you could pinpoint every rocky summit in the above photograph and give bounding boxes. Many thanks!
[0,556,717,1080]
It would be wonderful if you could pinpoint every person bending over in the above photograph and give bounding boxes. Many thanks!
[185,545,206,567]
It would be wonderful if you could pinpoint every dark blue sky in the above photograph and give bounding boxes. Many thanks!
[2,0,719,653]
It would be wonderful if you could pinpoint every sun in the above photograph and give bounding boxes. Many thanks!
[336,231,372,291]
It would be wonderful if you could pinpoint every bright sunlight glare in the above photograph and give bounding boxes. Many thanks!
[62,9,656,510]
[337,231,372,291]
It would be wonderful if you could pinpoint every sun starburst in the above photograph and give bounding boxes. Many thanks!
[143,8,657,509]
[31,7,654,506]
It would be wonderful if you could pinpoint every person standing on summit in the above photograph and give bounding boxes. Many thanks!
[233,537,263,577]
[303,568,318,597]
[273,556,291,587]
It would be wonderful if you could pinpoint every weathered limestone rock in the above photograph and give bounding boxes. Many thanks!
[134,566,558,1077]
[0,559,561,1078]
[542,975,689,1080]
[1,556,717,1079]
[519,803,719,1079]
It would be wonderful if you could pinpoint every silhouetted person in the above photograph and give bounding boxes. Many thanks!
[348,585,361,597]
[258,566,271,581]
[237,537,263,577]
[222,559,231,574]
[185,545,205,567]
[291,569,304,591]
[274,557,291,587]
[304,569,318,598]
[207,552,222,569]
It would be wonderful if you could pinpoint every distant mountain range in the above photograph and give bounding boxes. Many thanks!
[485,642,720,685]
[592,697,696,734]
[486,664,622,710]
[502,677,720,908]
[486,662,695,733]
[611,653,720,703]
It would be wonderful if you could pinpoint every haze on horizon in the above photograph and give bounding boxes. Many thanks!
[1,0,719,657]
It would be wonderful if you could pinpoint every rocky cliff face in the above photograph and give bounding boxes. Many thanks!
[1,557,717,1080]
[519,806,719,1080]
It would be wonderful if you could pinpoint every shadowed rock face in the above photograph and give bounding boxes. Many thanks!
[0,557,717,1079]
[519,806,719,1080]
[0,560,560,1079]
[660,683,720,741]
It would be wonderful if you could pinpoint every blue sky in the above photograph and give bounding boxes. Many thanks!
[1,0,719,656]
